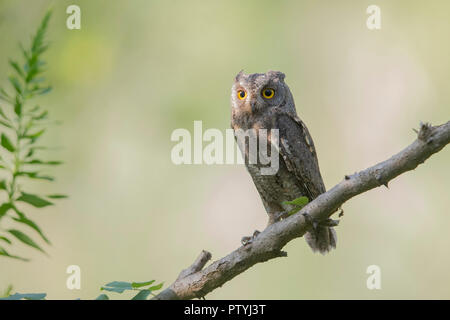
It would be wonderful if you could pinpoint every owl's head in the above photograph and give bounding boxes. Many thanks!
[231,70,295,118]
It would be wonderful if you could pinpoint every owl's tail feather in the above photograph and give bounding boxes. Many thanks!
[305,226,337,255]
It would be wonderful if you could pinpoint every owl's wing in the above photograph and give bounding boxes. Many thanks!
[275,112,326,200]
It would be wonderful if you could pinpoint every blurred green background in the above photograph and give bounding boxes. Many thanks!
[0,0,449,299]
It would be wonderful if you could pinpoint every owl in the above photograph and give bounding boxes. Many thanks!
[230,70,337,254]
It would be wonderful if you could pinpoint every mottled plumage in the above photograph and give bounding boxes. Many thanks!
[230,70,336,254]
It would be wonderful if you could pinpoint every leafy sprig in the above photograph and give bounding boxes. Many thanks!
[98,280,164,300]
[0,280,165,300]
[0,11,65,261]
[282,196,309,216]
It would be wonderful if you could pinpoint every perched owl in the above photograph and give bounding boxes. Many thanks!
[230,70,337,254]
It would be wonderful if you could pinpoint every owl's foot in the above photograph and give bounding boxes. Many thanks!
[274,211,289,221]
[268,211,289,225]
[241,230,261,246]
[302,213,339,231]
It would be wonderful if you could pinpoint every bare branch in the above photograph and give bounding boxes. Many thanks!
[177,250,212,281]
[152,121,450,300]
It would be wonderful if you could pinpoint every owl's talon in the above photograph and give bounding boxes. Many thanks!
[274,211,289,221]
[241,236,252,246]
[302,213,339,230]
[321,218,340,227]
[302,212,311,221]
[241,230,261,246]
[268,211,289,225]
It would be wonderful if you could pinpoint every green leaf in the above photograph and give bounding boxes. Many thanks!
[0,107,9,120]
[131,280,155,289]
[16,171,54,181]
[0,180,7,190]
[149,283,164,291]
[0,203,13,219]
[101,281,133,294]
[37,86,52,95]
[23,293,47,300]
[0,236,12,244]
[26,70,41,84]
[283,197,310,216]
[31,146,50,150]
[33,175,54,181]
[8,229,45,253]
[287,206,303,216]
[100,286,126,293]
[2,285,13,298]
[31,11,51,54]
[95,294,109,300]
[0,246,29,261]
[26,149,34,158]
[12,208,50,244]
[8,76,22,94]
[0,88,11,100]
[29,105,40,113]
[0,292,46,300]
[47,194,68,199]
[19,43,30,61]
[131,290,151,300]
[0,95,13,104]
[17,192,53,208]
[33,110,48,120]
[1,133,15,152]
[14,96,22,116]
[282,196,309,207]
[9,60,25,79]
[25,129,45,140]
[0,119,13,129]
[29,77,45,84]
[25,159,63,166]
[46,161,63,165]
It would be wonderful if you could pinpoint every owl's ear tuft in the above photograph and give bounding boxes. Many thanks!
[235,70,245,82]
[268,70,286,82]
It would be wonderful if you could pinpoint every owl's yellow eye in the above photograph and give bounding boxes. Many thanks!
[262,88,275,99]
[237,90,247,100]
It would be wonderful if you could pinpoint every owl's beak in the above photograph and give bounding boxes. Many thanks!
[250,98,257,114]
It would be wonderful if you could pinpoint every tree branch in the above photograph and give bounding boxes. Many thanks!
[152,121,450,300]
